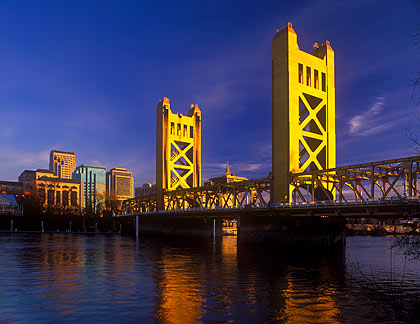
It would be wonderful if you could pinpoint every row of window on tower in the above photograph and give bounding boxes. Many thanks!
[170,122,194,138]
[298,63,326,92]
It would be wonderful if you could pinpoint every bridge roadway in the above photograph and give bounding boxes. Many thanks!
[115,197,420,219]
[114,198,420,247]
[115,155,420,246]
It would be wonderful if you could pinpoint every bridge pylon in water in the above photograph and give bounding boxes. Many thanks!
[271,22,336,203]
[156,97,201,210]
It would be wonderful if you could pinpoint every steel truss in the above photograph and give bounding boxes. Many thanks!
[120,156,420,214]
[121,178,270,214]
[290,156,420,203]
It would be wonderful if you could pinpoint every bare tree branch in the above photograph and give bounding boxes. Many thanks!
[412,25,420,104]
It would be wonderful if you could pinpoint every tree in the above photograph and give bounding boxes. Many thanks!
[405,26,420,151]
[412,25,420,104]
[400,25,420,259]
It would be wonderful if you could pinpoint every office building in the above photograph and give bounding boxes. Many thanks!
[106,168,134,208]
[49,150,76,179]
[73,164,106,213]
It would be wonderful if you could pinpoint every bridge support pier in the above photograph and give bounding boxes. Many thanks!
[131,214,223,238]
[135,215,139,238]
[238,214,345,247]
[118,212,345,248]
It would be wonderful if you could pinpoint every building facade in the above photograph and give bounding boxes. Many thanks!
[0,181,24,196]
[49,150,76,179]
[135,183,156,198]
[106,168,134,209]
[204,162,248,185]
[19,169,80,212]
[73,164,106,213]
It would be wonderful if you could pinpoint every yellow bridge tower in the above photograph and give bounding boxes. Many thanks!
[271,22,336,203]
[156,97,201,210]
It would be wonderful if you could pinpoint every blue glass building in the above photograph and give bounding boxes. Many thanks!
[73,164,106,213]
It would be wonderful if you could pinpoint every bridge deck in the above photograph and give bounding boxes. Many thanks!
[115,197,420,219]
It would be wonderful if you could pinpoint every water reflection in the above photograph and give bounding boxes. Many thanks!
[154,251,204,323]
[0,234,419,323]
[152,236,347,323]
[281,263,340,323]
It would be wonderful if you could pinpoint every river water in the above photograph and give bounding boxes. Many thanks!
[0,233,419,324]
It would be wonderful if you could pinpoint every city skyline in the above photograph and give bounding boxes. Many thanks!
[0,0,419,186]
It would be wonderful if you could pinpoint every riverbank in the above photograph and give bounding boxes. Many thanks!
[346,223,420,235]
[0,230,121,235]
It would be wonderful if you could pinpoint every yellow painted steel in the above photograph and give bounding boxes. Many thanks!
[156,97,201,210]
[271,22,336,203]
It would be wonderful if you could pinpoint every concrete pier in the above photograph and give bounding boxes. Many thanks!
[129,212,345,247]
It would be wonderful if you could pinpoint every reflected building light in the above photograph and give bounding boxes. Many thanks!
[282,269,340,323]
[155,255,204,324]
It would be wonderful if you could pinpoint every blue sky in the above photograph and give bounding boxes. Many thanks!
[0,0,419,186]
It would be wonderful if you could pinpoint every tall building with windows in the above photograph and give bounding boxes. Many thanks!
[106,168,134,209]
[73,164,106,213]
[49,150,76,179]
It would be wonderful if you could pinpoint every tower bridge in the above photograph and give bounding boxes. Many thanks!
[115,23,420,245]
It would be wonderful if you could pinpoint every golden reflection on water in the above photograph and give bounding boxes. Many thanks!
[153,236,343,323]
[4,234,410,322]
[13,234,345,322]
[154,236,240,324]
[282,260,340,324]
[155,253,204,324]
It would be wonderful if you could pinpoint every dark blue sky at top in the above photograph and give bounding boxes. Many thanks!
[0,0,419,186]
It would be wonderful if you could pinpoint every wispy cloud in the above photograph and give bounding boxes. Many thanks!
[0,148,50,180]
[348,96,387,136]
[0,148,49,169]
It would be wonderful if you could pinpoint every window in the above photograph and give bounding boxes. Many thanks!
[62,191,69,206]
[321,72,326,92]
[170,122,175,135]
[47,190,54,205]
[298,63,303,83]
[314,70,319,89]
[183,125,187,137]
[71,191,78,207]
[177,123,181,136]
[190,126,194,138]
[306,67,311,86]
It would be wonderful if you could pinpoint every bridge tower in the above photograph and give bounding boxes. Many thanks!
[271,22,336,203]
[156,97,201,210]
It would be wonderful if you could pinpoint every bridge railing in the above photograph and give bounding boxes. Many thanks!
[290,155,420,204]
[118,156,420,216]
[115,196,420,216]
[0,209,24,215]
